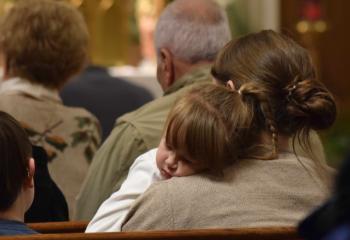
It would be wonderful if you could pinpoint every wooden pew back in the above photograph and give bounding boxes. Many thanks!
[28,221,87,234]
[0,227,301,240]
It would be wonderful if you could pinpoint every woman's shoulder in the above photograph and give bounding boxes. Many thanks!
[278,152,334,173]
[238,152,334,175]
[240,152,331,169]
[59,104,99,121]
[145,173,222,198]
[236,153,334,192]
[0,92,25,108]
[58,104,101,134]
[125,174,216,219]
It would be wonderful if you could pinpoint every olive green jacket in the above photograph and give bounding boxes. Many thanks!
[75,66,212,220]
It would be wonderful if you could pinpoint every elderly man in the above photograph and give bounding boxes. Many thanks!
[75,0,232,220]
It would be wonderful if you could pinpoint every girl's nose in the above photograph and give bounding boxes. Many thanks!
[168,162,178,170]
[165,154,178,169]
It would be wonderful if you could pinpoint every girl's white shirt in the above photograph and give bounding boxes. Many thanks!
[86,148,162,232]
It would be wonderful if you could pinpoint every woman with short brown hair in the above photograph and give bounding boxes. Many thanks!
[0,0,101,217]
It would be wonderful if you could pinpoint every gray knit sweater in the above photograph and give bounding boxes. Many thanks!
[122,153,332,231]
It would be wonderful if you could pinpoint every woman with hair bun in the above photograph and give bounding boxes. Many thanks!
[211,30,336,159]
[120,30,336,230]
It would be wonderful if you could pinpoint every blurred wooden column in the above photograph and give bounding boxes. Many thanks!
[69,0,132,66]
[281,0,350,107]
[135,0,164,65]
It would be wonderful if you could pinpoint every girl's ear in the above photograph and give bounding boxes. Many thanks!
[226,80,236,91]
[24,158,35,188]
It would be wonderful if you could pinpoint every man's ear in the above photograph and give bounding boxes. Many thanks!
[24,158,35,188]
[159,48,175,89]
[0,52,10,79]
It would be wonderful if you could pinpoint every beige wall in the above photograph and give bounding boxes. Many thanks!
[219,0,280,37]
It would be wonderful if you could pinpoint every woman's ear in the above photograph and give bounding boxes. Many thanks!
[24,158,35,188]
[159,48,175,90]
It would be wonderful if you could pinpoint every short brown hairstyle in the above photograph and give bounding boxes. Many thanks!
[0,0,89,89]
[0,111,32,211]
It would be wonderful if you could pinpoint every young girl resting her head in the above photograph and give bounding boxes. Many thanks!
[89,30,337,232]
[86,86,221,232]
[0,111,36,235]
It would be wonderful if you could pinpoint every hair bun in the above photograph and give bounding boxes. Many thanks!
[285,79,337,130]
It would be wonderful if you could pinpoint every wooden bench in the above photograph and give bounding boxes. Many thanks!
[28,221,88,234]
[0,227,301,240]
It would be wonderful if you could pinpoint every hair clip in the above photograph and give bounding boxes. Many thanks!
[237,84,246,96]
[287,84,297,102]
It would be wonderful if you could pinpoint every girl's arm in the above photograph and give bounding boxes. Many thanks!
[85,148,161,232]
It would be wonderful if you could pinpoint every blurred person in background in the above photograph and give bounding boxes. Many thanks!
[61,64,153,141]
[0,111,37,236]
[0,0,101,217]
[299,151,350,240]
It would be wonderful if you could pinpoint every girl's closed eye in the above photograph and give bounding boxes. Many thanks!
[181,153,199,164]
[181,157,200,166]
[165,142,173,151]
[181,158,192,164]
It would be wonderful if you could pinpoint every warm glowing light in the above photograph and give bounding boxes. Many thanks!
[100,0,114,11]
[314,20,328,32]
[296,20,311,33]
[70,0,83,7]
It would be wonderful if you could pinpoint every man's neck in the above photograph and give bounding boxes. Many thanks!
[173,59,212,82]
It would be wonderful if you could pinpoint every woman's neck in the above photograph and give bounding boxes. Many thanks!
[278,135,291,153]
[260,131,291,153]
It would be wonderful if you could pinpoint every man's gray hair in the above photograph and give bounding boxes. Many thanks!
[155,0,231,63]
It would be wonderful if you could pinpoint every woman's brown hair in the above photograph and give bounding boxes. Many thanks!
[0,0,88,89]
[164,30,336,176]
[211,30,336,159]
[0,111,32,211]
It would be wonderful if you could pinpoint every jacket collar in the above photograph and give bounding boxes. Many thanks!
[163,65,212,96]
[0,77,62,103]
